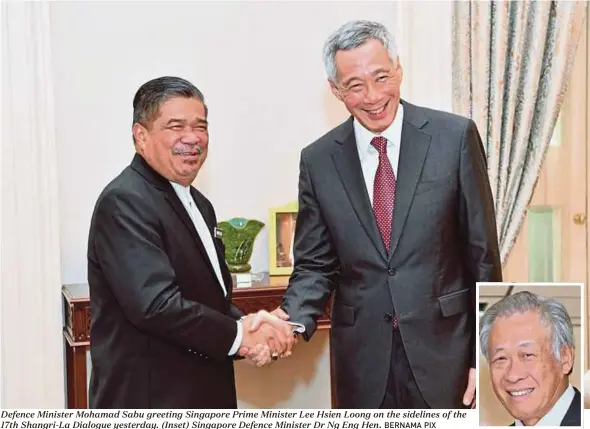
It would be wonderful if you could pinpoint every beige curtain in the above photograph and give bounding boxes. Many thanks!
[452,1,587,263]
[1,1,65,406]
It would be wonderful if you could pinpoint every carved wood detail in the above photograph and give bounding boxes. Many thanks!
[62,277,333,408]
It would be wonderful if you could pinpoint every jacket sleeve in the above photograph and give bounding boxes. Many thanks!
[92,189,238,359]
[281,149,340,340]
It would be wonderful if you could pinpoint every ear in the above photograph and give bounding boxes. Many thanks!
[559,345,574,375]
[132,123,148,151]
[329,79,343,102]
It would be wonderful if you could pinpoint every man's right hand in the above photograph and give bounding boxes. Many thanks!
[249,309,299,358]
[239,313,291,359]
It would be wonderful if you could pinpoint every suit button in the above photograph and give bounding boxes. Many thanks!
[384,313,393,323]
[388,267,397,276]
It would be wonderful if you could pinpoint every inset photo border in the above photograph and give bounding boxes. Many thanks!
[476,282,584,427]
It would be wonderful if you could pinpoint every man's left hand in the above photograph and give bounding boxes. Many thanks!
[238,343,272,367]
[462,367,476,408]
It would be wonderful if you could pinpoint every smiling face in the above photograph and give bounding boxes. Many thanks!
[487,311,573,426]
[133,96,209,186]
[329,38,403,133]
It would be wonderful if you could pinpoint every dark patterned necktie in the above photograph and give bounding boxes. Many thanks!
[371,136,396,253]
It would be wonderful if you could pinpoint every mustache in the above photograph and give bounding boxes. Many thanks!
[172,145,203,155]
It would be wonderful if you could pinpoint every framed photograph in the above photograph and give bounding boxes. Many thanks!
[268,201,298,276]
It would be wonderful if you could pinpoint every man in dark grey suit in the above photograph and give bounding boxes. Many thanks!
[481,291,581,426]
[274,20,502,408]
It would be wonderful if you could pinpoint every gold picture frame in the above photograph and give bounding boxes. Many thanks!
[268,201,298,276]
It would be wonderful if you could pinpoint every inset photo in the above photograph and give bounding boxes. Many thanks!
[477,283,583,427]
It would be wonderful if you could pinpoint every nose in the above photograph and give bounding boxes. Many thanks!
[503,359,527,384]
[180,130,200,145]
[363,81,381,104]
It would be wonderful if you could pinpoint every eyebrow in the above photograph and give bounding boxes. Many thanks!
[492,341,537,354]
[371,68,391,76]
[341,68,392,87]
[164,117,208,126]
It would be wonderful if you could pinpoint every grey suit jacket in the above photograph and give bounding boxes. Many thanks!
[282,100,502,408]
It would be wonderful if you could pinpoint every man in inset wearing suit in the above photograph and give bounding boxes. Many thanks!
[480,291,581,426]
[87,76,294,408]
[273,20,503,408]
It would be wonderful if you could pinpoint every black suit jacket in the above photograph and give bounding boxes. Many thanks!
[282,101,502,408]
[509,387,581,426]
[87,154,242,408]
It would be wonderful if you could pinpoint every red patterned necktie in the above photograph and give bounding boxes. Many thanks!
[371,136,396,253]
[371,136,398,329]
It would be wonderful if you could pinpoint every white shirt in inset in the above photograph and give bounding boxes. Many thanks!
[513,384,576,426]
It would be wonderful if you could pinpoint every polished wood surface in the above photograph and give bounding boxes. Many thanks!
[62,274,332,409]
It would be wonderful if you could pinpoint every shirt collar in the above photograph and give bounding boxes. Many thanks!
[169,181,191,202]
[353,102,404,156]
[514,384,575,426]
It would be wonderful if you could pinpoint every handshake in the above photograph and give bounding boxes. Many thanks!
[237,308,300,367]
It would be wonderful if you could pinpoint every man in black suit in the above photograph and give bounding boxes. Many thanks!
[87,76,294,408]
[480,291,581,426]
[272,20,502,408]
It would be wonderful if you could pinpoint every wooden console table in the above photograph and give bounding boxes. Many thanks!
[62,274,332,409]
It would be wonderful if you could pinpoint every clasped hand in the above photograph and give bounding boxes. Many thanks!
[237,308,297,366]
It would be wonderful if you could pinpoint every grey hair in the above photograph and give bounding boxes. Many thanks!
[480,291,575,362]
[322,20,398,82]
[132,76,207,143]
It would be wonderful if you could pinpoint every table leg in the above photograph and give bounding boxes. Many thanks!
[66,345,88,408]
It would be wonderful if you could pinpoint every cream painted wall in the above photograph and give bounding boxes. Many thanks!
[47,1,454,407]
[395,1,453,112]
[51,1,397,284]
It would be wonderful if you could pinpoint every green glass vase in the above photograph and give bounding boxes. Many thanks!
[216,218,265,273]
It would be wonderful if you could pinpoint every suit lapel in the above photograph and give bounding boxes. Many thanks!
[560,387,581,426]
[332,119,388,261]
[389,104,431,259]
[190,189,234,299]
[129,154,223,294]
[164,188,219,285]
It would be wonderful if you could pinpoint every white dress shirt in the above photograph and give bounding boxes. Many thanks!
[354,103,404,204]
[170,182,242,355]
[514,384,576,426]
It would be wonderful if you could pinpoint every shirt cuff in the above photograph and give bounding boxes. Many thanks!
[289,322,305,333]
[228,320,243,356]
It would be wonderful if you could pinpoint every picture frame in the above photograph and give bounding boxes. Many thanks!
[268,201,298,276]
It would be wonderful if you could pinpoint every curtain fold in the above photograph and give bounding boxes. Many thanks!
[452,0,587,263]
[1,1,65,406]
